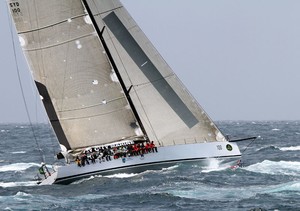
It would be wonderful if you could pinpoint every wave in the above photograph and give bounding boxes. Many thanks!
[256,145,279,153]
[138,165,179,175]
[0,163,40,172]
[0,130,9,133]
[104,173,139,179]
[201,158,232,173]
[280,146,300,151]
[245,160,300,176]
[166,184,260,201]
[11,151,26,154]
[167,180,300,201]
[256,145,300,152]
[15,191,33,197]
[264,181,300,193]
[0,181,38,188]
[71,172,139,185]
[71,176,97,185]
[161,165,179,171]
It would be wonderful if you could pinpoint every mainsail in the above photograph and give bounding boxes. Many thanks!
[9,0,226,150]
[8,0,140,150]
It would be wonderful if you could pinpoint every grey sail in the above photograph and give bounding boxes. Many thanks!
[86,0,226,146]
[8,0,141,150]
[8,0,226,150]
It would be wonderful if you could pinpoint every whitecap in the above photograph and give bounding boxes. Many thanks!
[105,173,138,178]
[0,181,38,188]
[74,193,107,200]
[280,146,300,151]
[245,160,300,176]
[200,158,231,173]
[201,166,229,173]
[161,165,179,171]
[166,180,300,201]
[0,163,40,172]
[166,184,264,201]
[272,128,280,131]
[137,165,179,175]
[15,191,32,197]
[71,174,108,185]
[264,181,300,193]
[11,151,26,154]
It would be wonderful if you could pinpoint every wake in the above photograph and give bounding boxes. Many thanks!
[201,158,233,173]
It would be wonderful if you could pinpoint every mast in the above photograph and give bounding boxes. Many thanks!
[81,0,148,140]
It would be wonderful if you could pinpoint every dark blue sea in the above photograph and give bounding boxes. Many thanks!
[0,121,299,210]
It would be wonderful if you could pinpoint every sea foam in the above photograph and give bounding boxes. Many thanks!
[0,181,37,188]
[105,173,139,178]
[280,146,300,151]
[245,160,300,176]
[0,163,40,172]
[11,151,27,154]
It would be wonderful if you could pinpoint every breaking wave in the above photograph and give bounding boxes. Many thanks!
[245,160,300,176]
[0,163,40,172]
[264,181,300,193]
[201,158,231,173]
[0,181,38,188]
[11,151,26,154]
[105,173,139,178]
[280,146,300,151]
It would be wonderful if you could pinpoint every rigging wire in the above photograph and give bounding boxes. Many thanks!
[241,137,258,154]
[6,6,45,163]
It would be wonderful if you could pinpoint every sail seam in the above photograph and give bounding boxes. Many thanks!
[17,14,87,34]
[133,73,175,88]
[23,33,95,51]
[93,6,123,17]
[58,96,126,112]
[60,107,129,121]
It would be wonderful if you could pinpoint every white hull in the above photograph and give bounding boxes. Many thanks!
[40,142,241,185]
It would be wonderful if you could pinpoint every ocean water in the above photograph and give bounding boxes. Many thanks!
[0,121,299,210]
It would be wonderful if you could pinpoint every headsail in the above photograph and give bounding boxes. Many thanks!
[87,0,226,146]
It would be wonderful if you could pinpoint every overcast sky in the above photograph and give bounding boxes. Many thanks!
[0,0,300,123]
